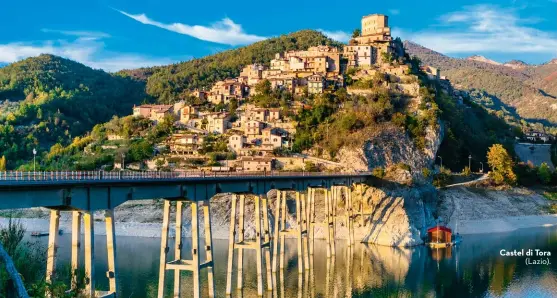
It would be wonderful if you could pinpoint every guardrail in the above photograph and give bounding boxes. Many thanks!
[0,170,372,182]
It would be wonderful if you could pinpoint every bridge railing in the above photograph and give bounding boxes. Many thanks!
[0,170,371,182]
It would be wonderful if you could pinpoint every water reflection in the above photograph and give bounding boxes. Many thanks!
[35,226,557,297]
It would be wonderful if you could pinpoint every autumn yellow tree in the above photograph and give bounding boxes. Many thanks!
[487,144,516,185]
[0,156,5,171]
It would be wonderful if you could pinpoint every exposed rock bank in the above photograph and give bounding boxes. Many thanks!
[2,186,555,247]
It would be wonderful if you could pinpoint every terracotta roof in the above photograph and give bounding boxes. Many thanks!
[427,226,452,233]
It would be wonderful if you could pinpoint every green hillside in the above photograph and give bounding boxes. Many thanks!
[119,30,344,103]
[0,31,342,169]
[0,54,147,168]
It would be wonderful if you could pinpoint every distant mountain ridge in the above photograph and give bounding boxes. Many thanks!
[467,55,501,66]
[404,40,557,129]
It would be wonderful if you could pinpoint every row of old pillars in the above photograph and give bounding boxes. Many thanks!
[42,183,367,297]
[45,209,117,298]
[224,183,366,297]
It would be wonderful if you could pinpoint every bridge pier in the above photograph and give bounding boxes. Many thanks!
[307,187,337,258]
[332,185,355,246]
[226,194,272,296]
[353,183,369,227]
[45,209,117,298]
[157,199,215,298]
[271,190,309,274]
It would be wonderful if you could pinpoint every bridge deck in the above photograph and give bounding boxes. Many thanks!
[0,171,371,210]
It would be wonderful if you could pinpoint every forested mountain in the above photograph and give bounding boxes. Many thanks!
[119,30,343,103]
[0,54,147,168]
[404,41,557,130]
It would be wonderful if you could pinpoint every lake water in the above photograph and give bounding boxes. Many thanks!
[39,226,557,297]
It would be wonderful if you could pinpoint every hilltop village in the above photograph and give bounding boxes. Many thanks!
[114,14,446,172]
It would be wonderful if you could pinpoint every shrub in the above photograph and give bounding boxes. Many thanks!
[396,162,411,172]
[372,167,385,178]
[462,166,471,177]
[304,161,319,172]
[538,162,552,184]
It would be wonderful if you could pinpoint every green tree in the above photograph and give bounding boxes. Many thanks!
[487,144,516,185]
[155,158,165,171]
[352,29,361,38]
[537,162,552,184]
[255,79,272,96]
[229,98,238,114]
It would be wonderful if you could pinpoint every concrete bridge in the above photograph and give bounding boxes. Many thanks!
[0,170,371,298]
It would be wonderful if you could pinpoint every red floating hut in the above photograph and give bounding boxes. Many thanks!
[427,226,452,244]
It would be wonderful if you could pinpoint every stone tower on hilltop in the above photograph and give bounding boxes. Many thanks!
[344,14,402,67]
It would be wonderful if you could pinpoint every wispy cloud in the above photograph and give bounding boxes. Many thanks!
[0,32,175,71]
[318,29,350,42]
[388,9,400,16]
[40,29,111,40]
[402,5,557,55]
[115,9,265,46]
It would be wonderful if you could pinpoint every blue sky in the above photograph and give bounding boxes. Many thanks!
[1,0,556,71]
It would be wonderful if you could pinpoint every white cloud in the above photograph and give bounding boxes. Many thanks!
[388,9,400,16]
[40,29,111,40]
[403,5,557,55]
[318,29,350,42]
[0,37,174,71]
[116,9,265,46]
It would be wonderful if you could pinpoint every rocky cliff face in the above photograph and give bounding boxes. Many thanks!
[329,115,444,246]
[336,123,443,177]
[353,184,437,246]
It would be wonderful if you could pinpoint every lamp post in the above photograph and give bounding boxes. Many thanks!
[468,155,472,170]
[437,156,443,169]
[480,162,484,173]
[32,148,37,173]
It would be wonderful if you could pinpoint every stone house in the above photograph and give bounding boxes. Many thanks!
[246,108,281,122]
[107,134,124,141]
[422,65,440,80]
[246,120,264,136]
[179,105,200,123]
[262,127,283,148]
[204,112,231,134]
[228,134,247,152]
[308,74,325,94]
[239,64,267,86]
[133,104,174,122]
[208,79,248,105]
[268,46,340,77]
[191,90,207,101]
[167,133,205,155]
[268,108,280,121]
[240,157,274,172]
